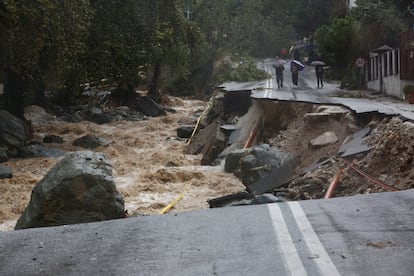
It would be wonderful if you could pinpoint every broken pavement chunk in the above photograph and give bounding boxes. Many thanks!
[309,131,338,149]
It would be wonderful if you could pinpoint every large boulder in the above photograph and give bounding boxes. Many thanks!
[0,110,29,156]
[238,144,297,187]
[24,105,54,127]
[15,151,125,230]
[133,96,166,117]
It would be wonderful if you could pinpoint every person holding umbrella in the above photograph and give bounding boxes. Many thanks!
[311,60,326,88]
[290,60,304,87]
[273,56,285,89]
[316,65,324,88]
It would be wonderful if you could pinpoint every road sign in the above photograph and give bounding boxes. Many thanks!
[355,57,365,68]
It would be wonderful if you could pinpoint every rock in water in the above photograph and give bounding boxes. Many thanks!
[0,110,29,154]
[0,165,12,179]
[15,151,125,230]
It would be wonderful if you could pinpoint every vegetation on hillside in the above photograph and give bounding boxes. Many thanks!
[0,0,411,117]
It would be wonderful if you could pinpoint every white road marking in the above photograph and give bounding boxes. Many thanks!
[264,63,274,98]
[288,201,341,276]
[268,204,308,276]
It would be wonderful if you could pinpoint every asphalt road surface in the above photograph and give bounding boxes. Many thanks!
[1,189,413,275]
[220,59,414,121]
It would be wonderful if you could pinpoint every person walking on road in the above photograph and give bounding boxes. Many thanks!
[315,65,324,88]
[273,57,284,89]
[291,63,299,87]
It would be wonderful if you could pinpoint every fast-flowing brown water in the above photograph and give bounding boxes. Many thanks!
[0,98,244,231]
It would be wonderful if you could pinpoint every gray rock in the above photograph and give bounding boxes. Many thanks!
[73,135,109,149]
[24,105,54,127]
[309,131,338,149]
[0,165,12,179]
[15,151,125,230]
[113,106,130,117]
[43,134,64,144]
[0,110,29,152]
[239,144,297,186]
[0,146,8,162]
[177,125,195,139]
[224,149,248,173]
[134,96,166,117]
[21,144,65,158]
[88,107,103,116]
[88,113,111,125]
[403,121,414,129]
[86,107,111,124]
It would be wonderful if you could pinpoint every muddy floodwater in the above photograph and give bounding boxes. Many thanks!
[0,98,245,231]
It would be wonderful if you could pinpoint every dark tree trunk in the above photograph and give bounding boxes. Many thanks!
[4,68,26,119]
[33,79,48,108]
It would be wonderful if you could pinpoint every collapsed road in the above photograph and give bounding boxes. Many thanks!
[1,59,413,275]
[189,59,414,204]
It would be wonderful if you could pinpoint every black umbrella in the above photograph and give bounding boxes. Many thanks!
[310,60,326,66]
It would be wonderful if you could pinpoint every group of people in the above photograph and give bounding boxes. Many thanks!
[272,57,324,89]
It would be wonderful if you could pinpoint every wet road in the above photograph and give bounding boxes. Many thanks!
[1,190,413,275]
[221,59,414,121]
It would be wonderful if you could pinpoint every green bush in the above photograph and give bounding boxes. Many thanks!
[403,84,414,96]
[216,56,270,83]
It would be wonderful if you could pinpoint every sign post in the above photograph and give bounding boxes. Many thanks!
[355,57,366,87]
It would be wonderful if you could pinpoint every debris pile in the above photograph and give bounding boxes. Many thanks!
[286,117,414,200]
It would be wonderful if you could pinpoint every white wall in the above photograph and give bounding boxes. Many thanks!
[384,75,403,99]
[368,75,414,99]
[366,49,405,99]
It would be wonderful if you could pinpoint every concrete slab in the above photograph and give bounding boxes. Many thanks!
[338,127,371,157]
[218,80,265,92]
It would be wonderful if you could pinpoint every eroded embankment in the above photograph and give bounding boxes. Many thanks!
[238,100,413,200]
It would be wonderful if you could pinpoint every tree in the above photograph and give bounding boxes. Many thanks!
[87,0,199,103]
[1,0,92,117]
[315,16,358,67]
[352,0,408,52]
[289,0,348,44]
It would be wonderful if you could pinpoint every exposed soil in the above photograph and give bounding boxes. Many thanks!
[261,102,414,200]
